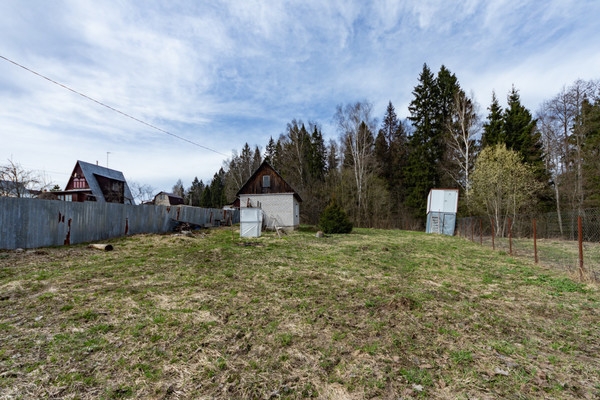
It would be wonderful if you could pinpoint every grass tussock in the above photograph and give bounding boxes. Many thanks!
[1,227,599,399]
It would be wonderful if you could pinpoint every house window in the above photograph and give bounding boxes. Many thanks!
[71,177,87,189]
[262,175,270,188]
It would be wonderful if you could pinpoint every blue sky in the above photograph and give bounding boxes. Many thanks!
[1,0,598,193]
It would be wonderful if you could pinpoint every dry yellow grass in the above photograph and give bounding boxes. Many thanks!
[1,227,599,399]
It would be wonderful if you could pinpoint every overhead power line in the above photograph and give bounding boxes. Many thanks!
[0,54,227,157]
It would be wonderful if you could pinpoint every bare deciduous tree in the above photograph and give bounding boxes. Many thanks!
[129,181,156,204]
[538,79,600,213]
[334,101,380,226]
[445,90,480,210]
[0,159,44,197]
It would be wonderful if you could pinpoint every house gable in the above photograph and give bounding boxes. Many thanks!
[60,160,134,204]
[236,161,302,203]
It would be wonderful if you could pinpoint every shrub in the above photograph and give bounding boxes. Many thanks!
[319,200,353,234]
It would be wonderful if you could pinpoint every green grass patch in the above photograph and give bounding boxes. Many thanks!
[0,227,598,398]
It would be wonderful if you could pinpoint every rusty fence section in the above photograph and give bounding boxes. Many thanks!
[0,197,239,250]
[457,209,600,281]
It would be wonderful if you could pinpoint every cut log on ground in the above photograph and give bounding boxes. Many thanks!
[88,244,114,251]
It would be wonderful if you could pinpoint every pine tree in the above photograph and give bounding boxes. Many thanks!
[252,146,262,171]
[377,101,408,209]
[435,65,462,187]
[381,101,401,143]
[326,140,339,172]
[481,92,504,148]
[481,87,549,210]
[200,185,212,208]
[502,87,542,168]
[209,168,226,208]
[308,125,327,180]
[374,130,389,174]
[404,64,461,218]
[187,177,204,206]
[581,98,600,207]
[264,136,277,164]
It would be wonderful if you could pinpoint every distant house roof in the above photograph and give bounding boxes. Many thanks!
[66,160,134,204]
[236,161,302,202]
[153,191,184,206]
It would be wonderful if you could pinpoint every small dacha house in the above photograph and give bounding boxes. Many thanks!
[153,192,185,206]
[55,160,134,204]
[236,161,302,230]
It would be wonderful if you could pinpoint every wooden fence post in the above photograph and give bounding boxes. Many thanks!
[508,217,513,256]
[491,218,495,250]
[533,218,538,264]
[578,216,585,280]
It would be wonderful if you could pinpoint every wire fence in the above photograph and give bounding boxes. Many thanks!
[457,209,600,282]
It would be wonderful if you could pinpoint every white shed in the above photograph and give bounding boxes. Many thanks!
[240,208,263,238]
[426,189,459,235]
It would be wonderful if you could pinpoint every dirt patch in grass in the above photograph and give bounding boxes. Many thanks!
[1,228,599,399]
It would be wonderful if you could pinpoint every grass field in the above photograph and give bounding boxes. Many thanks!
[1,227,599,399]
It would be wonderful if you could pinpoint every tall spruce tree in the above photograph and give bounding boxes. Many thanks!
[481,87,549,210]
[581,97,600,207]
[209,168,226,208]
[405,64,460,218]
[481,92,504,148]
[187,177,205,206]
[264,136,277,165]
[435,66,462,187]
[502,87,544,171]
[405,64,438,217]
[308,125,327,180]
[376,101,408,210]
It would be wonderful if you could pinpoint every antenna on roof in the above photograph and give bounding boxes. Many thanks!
[106,152,111,168]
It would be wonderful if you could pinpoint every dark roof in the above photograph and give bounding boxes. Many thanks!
[155,191,183,199]
[236,161,302,202]
[74,160,134,204]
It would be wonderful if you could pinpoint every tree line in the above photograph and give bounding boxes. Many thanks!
[173,64,600,231]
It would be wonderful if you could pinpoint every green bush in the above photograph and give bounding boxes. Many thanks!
[319,200,353,234]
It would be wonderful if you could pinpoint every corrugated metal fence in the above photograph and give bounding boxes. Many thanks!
[0,197,239,250]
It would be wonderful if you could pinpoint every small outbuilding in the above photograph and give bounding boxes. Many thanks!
[236,161,302,231]
[240,208,263,237]
[426,188,459,235]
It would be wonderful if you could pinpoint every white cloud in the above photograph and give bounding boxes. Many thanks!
[1,0,599,192]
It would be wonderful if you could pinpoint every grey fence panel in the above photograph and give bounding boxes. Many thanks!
[0,198,240,250]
